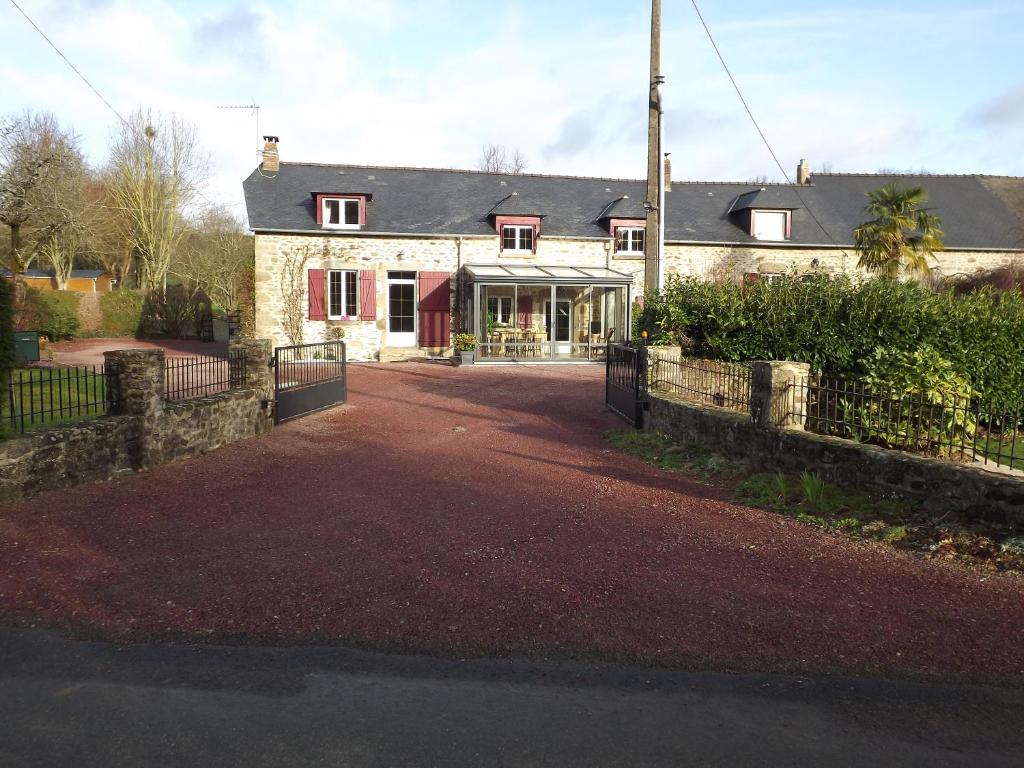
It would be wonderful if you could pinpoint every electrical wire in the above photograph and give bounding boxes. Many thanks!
[689,0,853,258]
[6,0,246,214]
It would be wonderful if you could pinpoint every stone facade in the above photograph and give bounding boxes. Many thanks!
[255,230,1019,362]
[0,340,275,503]
[255,232,640,360]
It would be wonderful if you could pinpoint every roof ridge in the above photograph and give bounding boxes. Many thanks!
[814,171,989,179]
[278,161,647,185]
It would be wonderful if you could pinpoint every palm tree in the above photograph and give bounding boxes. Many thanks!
[853,183,944,277]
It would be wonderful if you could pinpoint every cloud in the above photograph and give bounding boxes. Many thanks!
[970,82,1024,130]
[192,7,269,70]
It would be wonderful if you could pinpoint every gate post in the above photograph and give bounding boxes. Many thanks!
[229,338,274,415]
[636,345,649,429]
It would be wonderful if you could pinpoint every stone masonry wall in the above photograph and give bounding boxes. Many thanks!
[0,340,275,503]
[643,350,1024,523]
[663,243,1019,282]
[255,232,642,360]
[256,231,1018,362]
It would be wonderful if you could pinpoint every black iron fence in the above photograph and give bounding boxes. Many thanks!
[651,355,752,413]
[4,364,116,434]
[791,375,1023,471]
[164,351,246,402]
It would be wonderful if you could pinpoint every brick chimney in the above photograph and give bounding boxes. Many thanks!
[797,158,811,186]
[261,135,280,173]
[663,153,672,193]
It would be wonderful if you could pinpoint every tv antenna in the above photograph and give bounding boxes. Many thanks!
[217,103,261,157]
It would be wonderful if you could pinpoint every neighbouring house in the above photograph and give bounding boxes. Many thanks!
[243,137,1024,362]
[1,269,115,293]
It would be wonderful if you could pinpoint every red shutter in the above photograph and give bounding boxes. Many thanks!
[417,272,451,347]
[517,295,533,329]
[359,270,376,320]
[308,269,326,320]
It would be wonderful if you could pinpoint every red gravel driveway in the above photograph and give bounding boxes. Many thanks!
[1,362,1023,682]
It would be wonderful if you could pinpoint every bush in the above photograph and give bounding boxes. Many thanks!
[99,290,144,337]
[638,275,1024,411]
[140,286,210,339]
[15,288,80,340]
[844,345,977,456]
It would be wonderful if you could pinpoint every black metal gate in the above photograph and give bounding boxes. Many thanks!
[273,341,348,424]
[605,343,648,427]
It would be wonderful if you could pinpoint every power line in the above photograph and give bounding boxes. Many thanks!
[7,0,125,125]
[7,0,243,214]
[689,0,852,259]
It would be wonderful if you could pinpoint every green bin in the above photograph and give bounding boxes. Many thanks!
[13,331,40,364]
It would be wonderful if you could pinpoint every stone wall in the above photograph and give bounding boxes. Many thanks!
[255,230,1019,361]
[255,232,642,360]
[0,339,274,503]
[643,352,1024,523]
[662,243,1020,282]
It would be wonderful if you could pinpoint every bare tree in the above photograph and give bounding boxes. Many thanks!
[171,206,253,309]
[477,144,527,174]
[0,111,84,274]
[107,109,208,292]
[82,172,135,287]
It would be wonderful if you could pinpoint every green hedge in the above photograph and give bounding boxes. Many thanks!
[99,290,144,337]
[636,275,1024,411]
[16,288,80,341]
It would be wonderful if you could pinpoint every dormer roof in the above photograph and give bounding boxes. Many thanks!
[728,188,802,213]
[598,195,647,221]
[487,192,546,219]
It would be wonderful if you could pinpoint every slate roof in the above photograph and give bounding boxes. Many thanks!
[243,163,1024,251]
[729,188,802,212]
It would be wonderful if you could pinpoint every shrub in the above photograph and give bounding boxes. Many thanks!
[15,288,80,340]
[99,290,144,337]
[140,286,207,338]
[844,345,976,457]
[639,275,1024,411]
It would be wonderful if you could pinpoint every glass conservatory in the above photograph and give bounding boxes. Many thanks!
[464,265,633,362]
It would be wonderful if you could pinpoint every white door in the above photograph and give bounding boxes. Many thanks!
[544,299,572,355]
[387,271,417,347]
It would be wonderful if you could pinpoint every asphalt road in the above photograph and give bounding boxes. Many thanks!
[2,629,1023,768]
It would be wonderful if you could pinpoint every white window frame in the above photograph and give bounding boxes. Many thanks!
[615,227,646,254]
[327,269,359,319]
[487,296,514,325]
[322,197,362,230]
[501,225,535,253]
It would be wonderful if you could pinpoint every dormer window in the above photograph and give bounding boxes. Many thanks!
[325,198,359,228]
[751,210,791,241]
[313,193,370,229]
[494,215,541,254]
[502,224,534,253]
[615,227,646,254]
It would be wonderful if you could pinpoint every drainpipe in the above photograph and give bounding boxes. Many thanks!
[455,236,463,330]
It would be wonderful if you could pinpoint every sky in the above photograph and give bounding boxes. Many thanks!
[1,0,1022,225]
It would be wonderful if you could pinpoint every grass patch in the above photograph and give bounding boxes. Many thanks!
[2,367,110,434]
[604,429,744,481]
[606,430,1024,575]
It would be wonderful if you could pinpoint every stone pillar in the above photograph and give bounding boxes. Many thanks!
[229,338,273,400]
[103,349,165,468]
[750,361,810,430]
[104,349,164,420]
[646,345,681,390]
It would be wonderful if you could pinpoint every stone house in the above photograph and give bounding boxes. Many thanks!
[243,139,1024,362]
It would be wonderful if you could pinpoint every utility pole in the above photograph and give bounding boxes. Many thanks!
[644,0,665,294]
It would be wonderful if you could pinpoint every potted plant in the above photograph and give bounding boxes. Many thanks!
[452,332,478,366]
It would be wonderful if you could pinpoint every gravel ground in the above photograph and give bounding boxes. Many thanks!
[41,338,228,367]
[1,362,1022,682]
